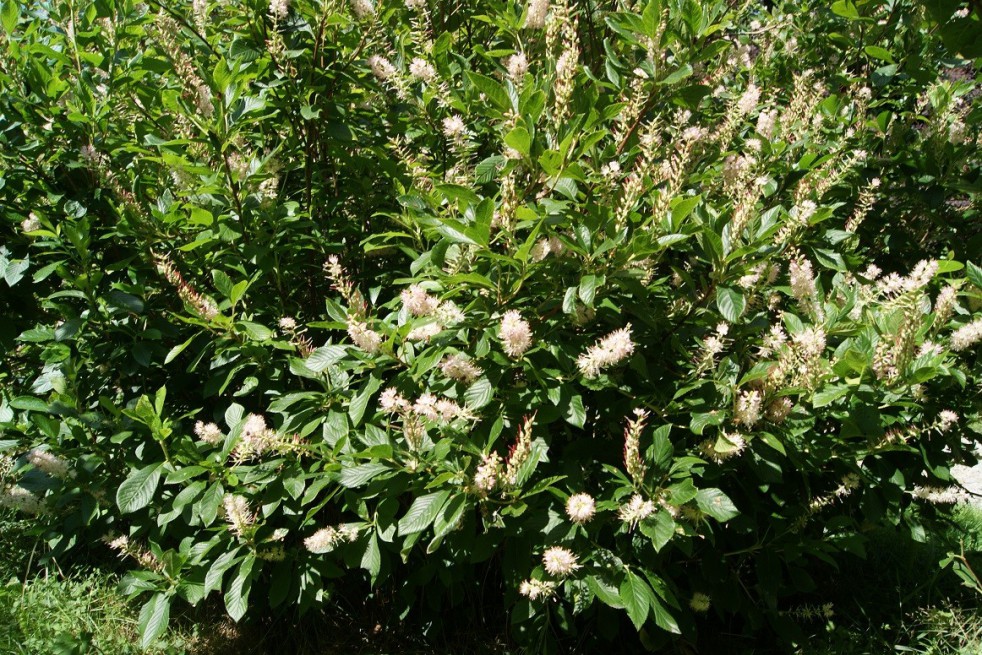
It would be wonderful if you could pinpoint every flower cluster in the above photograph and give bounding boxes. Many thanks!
[565,493,596,524]
[194,421,224,445]
[499,310,533,359]
[519,578,557,601]
[304,524,360,553]
[618,494,655,528]
[224,494,254,537]
[951,318,982,352]
[577,325,634,378]
[542,546,579,577]
[27,449,71,479]
[439,353,483,384]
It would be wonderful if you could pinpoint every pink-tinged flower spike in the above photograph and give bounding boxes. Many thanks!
[542,546,580,577]
[499,310,533,359]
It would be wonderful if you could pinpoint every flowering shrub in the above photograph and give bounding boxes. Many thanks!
[1,0,980,649]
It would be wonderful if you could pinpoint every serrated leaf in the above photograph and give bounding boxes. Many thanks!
[138,593,170,650]
[464,377,494,409]
[361,532,381,579]
[695,488,739,522]
[585,576,624,609]
[864,45,894,62]
[224,557,254,622]
[716,287,746,322]
[306,345,348,372]
[237,321,272,341]
[564,394,586,428]
[466,72,511,111]
[397,490,450,536]
[504,126,531,157]
[433,493,467,539]
[650,594,681,634]
[204,549,240,595]
[689,411,725,435]
[812,385,849,408]
[349,375,382,426]
[619,571,652,630]
[164,336,195,364]
[639,511,675,552]
[966,261,982,290]
[339,462,389,488]
[117,464,162,514]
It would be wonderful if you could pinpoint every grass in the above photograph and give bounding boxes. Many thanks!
[2,506,982,654]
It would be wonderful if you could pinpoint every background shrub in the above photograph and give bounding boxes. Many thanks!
[1,0,980,650]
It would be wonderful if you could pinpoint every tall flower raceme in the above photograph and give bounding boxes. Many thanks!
[153,253,218,320]
[504,414,535,487]
[623,409,648,485]
[577,325,635,378]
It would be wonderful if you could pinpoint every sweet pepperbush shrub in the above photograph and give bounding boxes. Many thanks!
[1,0,981,649]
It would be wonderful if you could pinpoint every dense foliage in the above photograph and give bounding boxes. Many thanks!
[1,0,981,650]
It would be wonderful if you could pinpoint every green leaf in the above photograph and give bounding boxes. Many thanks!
[464,377,494,410]
[650,594,681,634]
[831,0,860,19]
[690,411,725,435]
[578,274,598,307]
[659,64,693,86]
[864,45,894,63]
[966,261,982,290]
[204,549,240,595]
[224,557,254,622]
[466,72,511,111]
[504,126,531,157]
[212,270,234,297]
[397,490,450,536]
[361,532,381,579]
[306,345,348,372]
[813,385,849,408]
[586,576,624,609]
[639,511,675,552]
[716,287,746,322]
[433,493,467,539]
[0,1,16,33]
[695,488,739,522]
[164,336,195,364]
[237,321,272,341]
[564,394,586,428]
[339,462,389,488]
[117,464,163,514]
[349,375,382,427]
[619,571,652,630]
[138,593,170,650]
